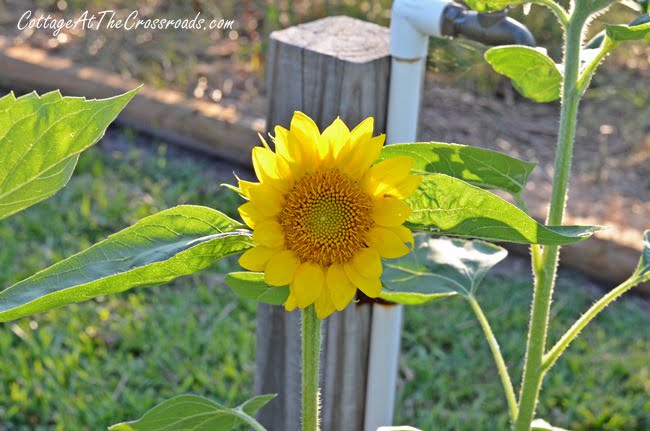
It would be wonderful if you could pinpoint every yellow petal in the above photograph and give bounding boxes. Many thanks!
[284,292,298,312]
[365,226,410,258]
[326,263,357,311]
[290,111,321,169]
[264,250,301,286]
[390,174,423,199]
[388,225,415,248]
[238,202,263,229]
[248,182,285,217]
[344,263,382,298]
[348,117,375,151]
[360,156,413,197]
[340,134,385,180]
[252,147,290,192]
[238,180,256,199]
[238,245,278,272]
[275,154,295,185]
[372,196,412,227]
[321,117,350,163]
[273,125,302,180]
[273,126,296,162]
[292,262,325,308]
[314,284,336,318]
[352,247,382,279]
[252,220,285,248]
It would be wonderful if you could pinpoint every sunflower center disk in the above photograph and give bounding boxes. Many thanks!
[280,170,373,266]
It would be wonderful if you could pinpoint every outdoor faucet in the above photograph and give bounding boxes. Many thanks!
[441,4,536,47]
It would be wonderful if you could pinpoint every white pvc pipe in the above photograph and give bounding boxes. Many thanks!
[386,58,426,145]
[365,1,451,430]
[364,304,404,431]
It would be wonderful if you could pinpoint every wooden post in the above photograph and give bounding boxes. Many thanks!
[256,16,391,431]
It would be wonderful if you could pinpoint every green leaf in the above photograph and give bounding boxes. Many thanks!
[381,234,507,304]
[225,272,290,305]
[406,174,603,245]
[0,88,139,221]
[634,230,650,281]
[379,142,535,196]
[531,419,572,431]
[463,0,523,13]
[485,46,562,103]
[0,205,252,322]
[109,394,275,431]
[605,14,650,41]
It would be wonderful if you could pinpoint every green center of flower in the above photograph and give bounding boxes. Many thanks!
[280,170,373,266]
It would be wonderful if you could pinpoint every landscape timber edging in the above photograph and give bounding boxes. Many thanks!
[0,35,263,166]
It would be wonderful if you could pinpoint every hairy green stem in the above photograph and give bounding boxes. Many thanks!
[514,16,585,431]
[301,306,322,431]
[541,274,644,373]
[514,194,543,268]
[468,296,519,422]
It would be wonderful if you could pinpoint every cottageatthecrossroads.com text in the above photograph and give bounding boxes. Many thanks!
[17,10,235,37]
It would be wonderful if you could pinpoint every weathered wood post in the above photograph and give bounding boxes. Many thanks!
[256,16,391,431]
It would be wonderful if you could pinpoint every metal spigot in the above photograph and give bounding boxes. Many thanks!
[441,3,536,47]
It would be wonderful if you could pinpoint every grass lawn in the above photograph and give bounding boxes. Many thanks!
[0,129,648,430]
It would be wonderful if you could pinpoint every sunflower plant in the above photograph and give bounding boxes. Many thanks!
[0,2,649,431]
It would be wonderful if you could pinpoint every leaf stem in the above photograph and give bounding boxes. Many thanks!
[577,38,618,93]
[514,15,586,431]
[534,0,570,27]
[541,274,644,373]
[467,295,519,422]
[301,305,322,431]
[231,409,269,431]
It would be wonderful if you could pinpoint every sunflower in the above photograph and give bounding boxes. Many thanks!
[237,112,421,318]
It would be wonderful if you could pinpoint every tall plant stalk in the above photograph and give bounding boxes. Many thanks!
[514,13,587,431]
[302,306,322,431]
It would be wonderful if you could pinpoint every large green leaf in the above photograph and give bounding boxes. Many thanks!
[225,272,290,305]
[406,174,603,245]
[605,14,650,41]
[464,0,524,13]
[0,88,139,221]
[0,205,252,322]
[381,234,507,305]
[485,46,562,103]
[379,142,535,196]
[634,230,650,281]
[109,394,275,431]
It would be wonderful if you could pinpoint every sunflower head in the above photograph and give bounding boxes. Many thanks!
[237,112,421,318]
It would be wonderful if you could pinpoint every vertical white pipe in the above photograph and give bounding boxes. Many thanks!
[364,58,426,431]
[386,58,427,144]
[365,1,449,429]
[364,304,404,431]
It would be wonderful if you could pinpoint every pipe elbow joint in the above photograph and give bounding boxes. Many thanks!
[390,0,452,59]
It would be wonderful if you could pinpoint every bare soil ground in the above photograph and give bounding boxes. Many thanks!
[419,76,649,252]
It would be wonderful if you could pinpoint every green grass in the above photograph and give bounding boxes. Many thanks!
[0,129,648,430]
[398,274,650,431]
